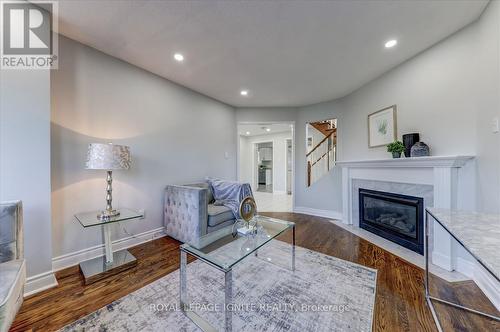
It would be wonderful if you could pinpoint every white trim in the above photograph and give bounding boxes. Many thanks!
[293,206,342,220]
[25,270,58,297]
[285,137,293,195]
[273,190,287,195]
[456,256,475,279]
[431,251,454,272]
[336,155,474,168]
[474,263,500,310]
[52,227,166,272]
[23,227,166,297]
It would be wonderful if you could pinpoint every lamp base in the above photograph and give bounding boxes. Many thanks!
[97,209,120,220]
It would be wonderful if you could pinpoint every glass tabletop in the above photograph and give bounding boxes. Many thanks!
[75,208,143,228]
[181,215,294,271]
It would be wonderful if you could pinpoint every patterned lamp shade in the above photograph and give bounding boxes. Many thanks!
[85,143,131,170]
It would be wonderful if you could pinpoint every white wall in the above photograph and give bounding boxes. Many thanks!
[51,36,237,261]
[0,69,55,288]
[239,1,500,215]
[295,100,344,213]
[237,108,299,123]
[336,0,499,213]
[473,0,500,213]
[239,131,292,193]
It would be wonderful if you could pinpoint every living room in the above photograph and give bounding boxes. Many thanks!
[0,0,499,331]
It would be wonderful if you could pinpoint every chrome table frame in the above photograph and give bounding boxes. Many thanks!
[180,224,295,332]
[424,209,500,332]
[75,209,143,285]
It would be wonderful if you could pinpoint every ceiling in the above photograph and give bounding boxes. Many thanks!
[238,123,292,137]
[55,0,489,107]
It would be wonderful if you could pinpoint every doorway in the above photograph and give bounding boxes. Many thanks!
[237,122,294,212]
[255,141,273,193]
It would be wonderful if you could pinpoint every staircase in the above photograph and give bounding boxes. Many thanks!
[311,121,336,137]
[307,120,337,187]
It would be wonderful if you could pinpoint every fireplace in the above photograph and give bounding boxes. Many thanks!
[359,188,424,255]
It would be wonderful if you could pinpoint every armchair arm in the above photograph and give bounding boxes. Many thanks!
[164,185,208,243]
[0,201,23,263]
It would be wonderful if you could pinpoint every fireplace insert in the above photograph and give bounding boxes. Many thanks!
[359,188,424,255]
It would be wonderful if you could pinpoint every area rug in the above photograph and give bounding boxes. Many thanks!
[61,241,377,332]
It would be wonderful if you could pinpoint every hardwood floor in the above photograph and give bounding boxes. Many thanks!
[10,213,499,331]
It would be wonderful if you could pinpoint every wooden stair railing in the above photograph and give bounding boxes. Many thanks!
[307,130,336,187]
[306,129,336,157]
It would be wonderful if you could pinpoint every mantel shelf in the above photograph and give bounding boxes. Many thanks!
[336,155,475,168]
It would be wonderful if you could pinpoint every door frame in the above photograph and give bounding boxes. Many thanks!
[285,138,293,195]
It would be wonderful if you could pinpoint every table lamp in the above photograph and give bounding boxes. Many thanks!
[85,143,131,220]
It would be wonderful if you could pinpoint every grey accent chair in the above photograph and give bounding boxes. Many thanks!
[164,183,237,243]
[0,201,25,332]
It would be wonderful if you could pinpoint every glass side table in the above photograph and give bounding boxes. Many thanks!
[75,208,143,285]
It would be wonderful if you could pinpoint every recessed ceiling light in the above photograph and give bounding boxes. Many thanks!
[174,53,184,62]
[246,131,251,135]
[384,39,397,48]
[240,90,249,96]
[266,128,271,132]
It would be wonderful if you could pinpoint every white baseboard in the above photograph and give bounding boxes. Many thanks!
[25,270,58,297]
[52,226,166,272]
[293,206,342,220]
[272,190,287,195]
[455,257,475,279]
[431,251,453,271]
[474,263,500,311]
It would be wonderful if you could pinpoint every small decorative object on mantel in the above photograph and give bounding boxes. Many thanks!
[234,196,257,236]
[368,105,397,148]
[387,140,405,158]
[402,133,420,157]
[410,142,430,157]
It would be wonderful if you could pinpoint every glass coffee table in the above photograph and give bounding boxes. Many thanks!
[180,215,295,332]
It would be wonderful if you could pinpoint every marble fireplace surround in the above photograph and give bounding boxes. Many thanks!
[351,179,433,229]
[337,156,476,278]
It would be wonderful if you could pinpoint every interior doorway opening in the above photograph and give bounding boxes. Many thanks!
[255,141,273,193]
[237,122,294,212]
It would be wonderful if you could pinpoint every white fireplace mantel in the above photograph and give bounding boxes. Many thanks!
[336,155,474,168]
[337,155,475,273]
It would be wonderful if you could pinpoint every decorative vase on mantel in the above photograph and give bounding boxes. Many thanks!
[410,142,430,157]
[392,152,402,158]
[403,133,420,157]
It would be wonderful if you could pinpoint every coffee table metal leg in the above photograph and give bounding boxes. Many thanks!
[224,269,233,332]
[292,225,296,271]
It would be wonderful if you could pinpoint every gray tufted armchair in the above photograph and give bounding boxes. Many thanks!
[0,201,25,332]
[164,183,237,243]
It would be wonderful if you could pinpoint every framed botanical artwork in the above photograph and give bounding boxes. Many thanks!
[368,105,397,148]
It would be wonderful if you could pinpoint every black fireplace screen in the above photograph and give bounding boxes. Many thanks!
[359,189,424,255]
